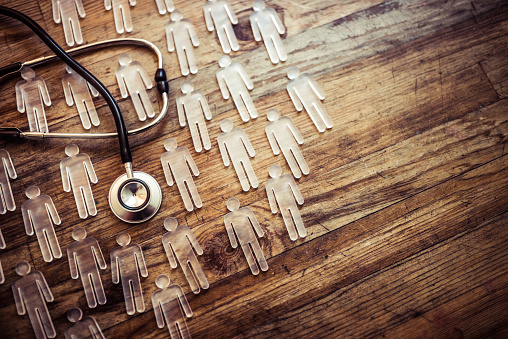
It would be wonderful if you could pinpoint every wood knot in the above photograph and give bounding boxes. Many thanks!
[202,231,244,276]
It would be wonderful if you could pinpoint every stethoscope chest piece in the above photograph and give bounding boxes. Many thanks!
[109,171,162,223]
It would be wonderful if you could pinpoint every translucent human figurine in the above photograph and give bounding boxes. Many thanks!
[160,138,202,211]
[52,0,85,47]
[265,108,309,178]
[265,164,307,240]
[216,55,258,122]
[0,148,17,214]
[166,10,200,76]
[151,274,193,339]
[217,118,258,191]
[60,144,98,219]
[0,229,5,284]
[110,232,148,315]
[0,260,4,284]
[65,307,105,339]
[105,0,136,34]
[21,186,62,263]
[155,0,174,15]
[176,80,212,152]
[204,0,239,53]
[286,66,333,133]
[224,197,268,275]
[162,217,209,294]
[15,67,52,133]
[62,66,100,129]
[115,54,156,121]
[250,0,287,64]
[67,227,107,308]
[12,261,56,339]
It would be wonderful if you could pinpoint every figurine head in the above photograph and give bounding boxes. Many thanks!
[15,261,31,276]
[72,227,87,241]
[67,308,83,323]
[116,232,131,247]
[220,118,233,133]
[155,274,170,289]
[287,66,301,80]
[164,217,178,232]
[226,197,240,212]
[65,144,79,157]
[118,54,132,66]
[171,9,183,21]
[253,0,265,11]
[20,67,35,80]
[269,164,282,178]
[267,108,280,122]
[218,55,232,68]
[181,80,194,94]
[164,138,177,151]
[25,185,40,199]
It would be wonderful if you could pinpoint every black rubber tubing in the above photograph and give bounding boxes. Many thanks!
[0,5,132,164]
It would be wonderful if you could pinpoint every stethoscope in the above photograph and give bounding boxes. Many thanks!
[0,6,168,224]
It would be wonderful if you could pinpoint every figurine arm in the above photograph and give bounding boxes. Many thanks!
[68,249,79,279]
[216,73,230,99]
[38,272,54,302]
[225,219,238,248]
[52,0,61,23]
[176,97,186,127]
[116,71,129,98]
[250,15,261,41]
[40,81,52,106]
[187,23,200,47]
[203,6,214,31]
[199,94,213,120]
[270,8,285,34]
[46,197,61,225]
[161,156,174,186]
[241,130,256,157]
[21,206,34,235]
[12,283,26,315]
[138,66,153,89]
[309,76,326,100]
[90,319,105,339]
[87,82,100,97]
[60,163,71,192]
[162,236,178,268]
[129,0,136,6]
[75,0,86,18]
[265,126,280,155]
[288,119,304,144]
[93,242,107,270]
[287,85,303,111]
[110,252,120,284]
[104,0,112,10]
[178,286,193,317]
[265,183,278,214]
[62,80,74,106]
[152,297,166,328]
[217,137,230,166]
[15,82,25,113]
[238,65,254,90]
[289,177,304,205]
[185,149,200,177]
[166,25,175,52]
[225,3,238,24]
[85,157,98,184]
[248,212,264,238]
[135,246,148,277]
[186,231,203,256]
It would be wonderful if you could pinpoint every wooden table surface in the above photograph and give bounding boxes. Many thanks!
[0,0,507,338]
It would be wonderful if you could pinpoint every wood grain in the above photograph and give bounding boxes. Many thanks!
[0,0,507,338]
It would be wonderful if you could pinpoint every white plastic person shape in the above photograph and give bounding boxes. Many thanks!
[224,197,268,275]
[217,118,258,191]
[105,0,136,34]
[12,261,56,339]
[0,148,17,214]
[15,67,52,133]
[116,54,155,121]
[60,144,98,219]
[176,80,212,152]
[286,66,333,133]
[204,0,239,53]
[161,138,202,211]
[62,66,100,129]
[110,232,148,315]
[265,164,307,240]
[65,307,105,339]
[250,0,287,64]
[166,10,200,76]
[216,55,258,122]
[21,186,62,263]
[162,217,209,294]
[155,0,174,15]
[52,0,85,47]
[265,108,309,178]
[67,227,107,308]
[151,274,193,339]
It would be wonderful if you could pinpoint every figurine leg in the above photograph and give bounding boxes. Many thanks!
[280,207,298,241]
[121,6,133,33]
[176,47,190,76]
[273,35,287,62]
[241,91,258,119]
[28,306,56,339]
[232,161,250,191]
[181,260,200,293]
[231,93,249,122]
[225,26,239,52]
[188,255,209,290]
[314,100,333,129]
[35,230,54,262]
[46,228,62,260]
[304,102,326,133]
[62,19,75,46]
[217,29,232,54]
[72,187,87,219]
[82,274,98,308]
[197,120,211,151]
[91,271,107,305]
[0,181,15,211]
[264,37,280,64]
[76,100,92,130]
[70,17,83,45]
[122,278,136,315]
[176,180,194,211]
[139,90,155,118]
[131,93,147,121]
[189,122,203,152]
[34,106,49,133]
[0,190,5,214]
[289,206,307,238]
[83,186,97,217]
[113,7,125,34]
[187,180,202,209]
[241,243,260,275]
[132,278,145,313]
[84,99,100,127]
[292,146,310,176]
[251,242,268,272]
[281,148,302,179]
[186,47,198,75]
[242,159,258,189]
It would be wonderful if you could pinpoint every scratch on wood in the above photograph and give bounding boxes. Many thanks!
[414,77,418,94]
[376,172,386,179]
[317,221,330,232]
